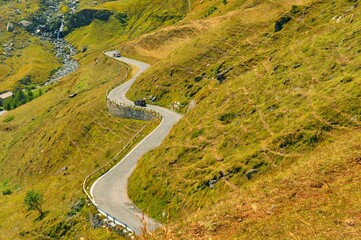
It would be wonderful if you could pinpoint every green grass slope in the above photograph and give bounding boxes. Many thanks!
[0,52,148,239]
[127,0,361,238]
[66,0,189,53]
[0,0,190,238]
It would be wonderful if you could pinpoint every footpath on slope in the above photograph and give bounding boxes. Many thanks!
[90,51,182,235]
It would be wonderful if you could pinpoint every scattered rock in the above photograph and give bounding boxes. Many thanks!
[293,63,302,69]
[209,179,217,188]
[273,64,280,71]
[283,78,291,85]
[81,46,87,53]
[345,219,356,226]
[6,22,14,32]
[69,199,85,216]
[90,213,103,229]
[69,93,78,98]
[89,212,135,237]
[171,101,181,110]
[245,169,258,179]
[187,100,196,112]
[336,16,342,23]
[216,67,233,83]
[149,95,157,102]
[310,182,323,188]
[275,15,291,32]
[56,166,68,174]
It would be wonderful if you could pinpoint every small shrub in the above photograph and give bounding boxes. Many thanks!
[24,190,44,215]
[290,5,301,15]
[3,116,14,122]
[114,12,128,26]
[191,129,204,139]
[205,6,218,17]
[219,113,237,124]
[2,189,12,195]
[340,75,353,83]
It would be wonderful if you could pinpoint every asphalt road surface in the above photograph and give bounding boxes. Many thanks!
[91,51,182,234]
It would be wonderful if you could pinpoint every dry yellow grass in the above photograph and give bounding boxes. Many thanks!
[154,129,361,239]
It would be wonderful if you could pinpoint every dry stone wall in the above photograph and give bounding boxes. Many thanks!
[107,99,158,121]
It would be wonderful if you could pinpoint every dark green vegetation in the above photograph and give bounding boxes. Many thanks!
[3,87,43,110]
[24,190,44,215]
[1,0,360,239]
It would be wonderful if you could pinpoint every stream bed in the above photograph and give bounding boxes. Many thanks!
[31,0,80,85]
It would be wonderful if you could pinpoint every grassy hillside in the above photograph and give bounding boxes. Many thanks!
[0,51,150,239]
[66,0,189,53]
[165,129,361,239]
[0,0,189,238]
[126,0,361,238]
[0,0,360,239]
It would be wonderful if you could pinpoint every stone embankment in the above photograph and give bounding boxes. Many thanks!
[107,99,159,121]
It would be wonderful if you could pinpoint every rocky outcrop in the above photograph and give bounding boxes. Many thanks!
[67,9,114,31]
[19,20,35,31]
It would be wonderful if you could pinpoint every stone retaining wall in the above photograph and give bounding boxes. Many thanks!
[107,99,158,121]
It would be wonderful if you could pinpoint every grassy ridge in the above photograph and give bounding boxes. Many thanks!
[66,0,189,53]
[127,1,361,238]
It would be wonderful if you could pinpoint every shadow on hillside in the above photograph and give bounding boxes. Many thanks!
[34,211,49,222]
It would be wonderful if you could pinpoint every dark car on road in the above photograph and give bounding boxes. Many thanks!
[134,99,146,107]
[113,52,121,57]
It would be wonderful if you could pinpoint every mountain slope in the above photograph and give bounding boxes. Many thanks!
[125,0,361,238]
[0,0,360,239]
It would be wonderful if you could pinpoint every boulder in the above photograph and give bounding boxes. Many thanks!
[275,15,291,32]
[6,22,14,32]
[19,20,34,31]
[245,168,258,179]
[81,46,87,53]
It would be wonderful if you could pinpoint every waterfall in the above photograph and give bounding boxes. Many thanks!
[57,17,65,40]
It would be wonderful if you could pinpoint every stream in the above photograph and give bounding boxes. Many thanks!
[34,0,79,86]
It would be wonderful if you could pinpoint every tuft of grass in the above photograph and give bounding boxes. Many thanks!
[2,116,14,122]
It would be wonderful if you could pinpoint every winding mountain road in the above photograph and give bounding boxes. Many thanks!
[91,51,182,234]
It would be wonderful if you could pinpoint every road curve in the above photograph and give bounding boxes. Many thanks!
[91,51,182,234]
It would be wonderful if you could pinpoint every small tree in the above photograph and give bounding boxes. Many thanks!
[24,190,44,215]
